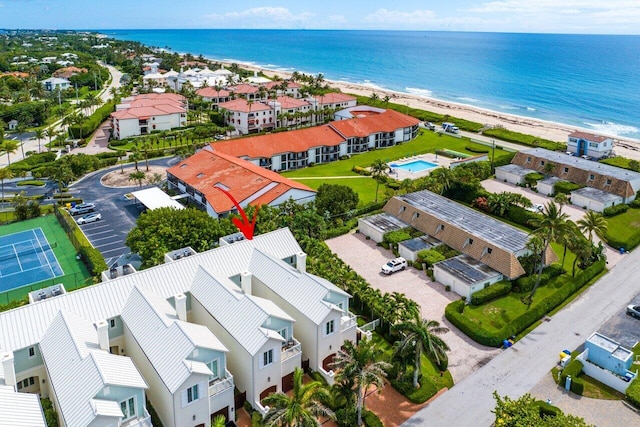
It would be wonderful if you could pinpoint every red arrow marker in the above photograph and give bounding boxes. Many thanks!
[214,186,258,240]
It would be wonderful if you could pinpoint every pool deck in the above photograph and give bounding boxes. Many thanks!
[388,153,452,180]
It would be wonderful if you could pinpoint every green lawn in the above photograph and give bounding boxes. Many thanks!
[294,177,381,206]
[0,215,92,305]
[604,207,640,250]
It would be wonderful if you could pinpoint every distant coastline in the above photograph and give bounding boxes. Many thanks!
[105,29,640,158]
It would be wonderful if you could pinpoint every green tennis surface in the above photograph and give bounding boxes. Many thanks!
[0,215,92,304]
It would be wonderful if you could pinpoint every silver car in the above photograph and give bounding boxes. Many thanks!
[627,305,640,319]
[77,213,102,225]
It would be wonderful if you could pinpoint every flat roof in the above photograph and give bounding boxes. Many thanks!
[399,191,529,253]
[571,187,622,203]
[359,213,408,233]
[522,148,640,183]
[538,176,565,185]
[587,332,632,360]
[435,254,501,286]
[399,236,440,252]
[496,164,536,176]
[132,187,185,211]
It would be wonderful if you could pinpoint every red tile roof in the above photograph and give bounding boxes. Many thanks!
[1,71,29,79]
[196,87,230,98]
[569,131,611,143]
[111,94,186,120]
[275,96,310,109]
[53,66,87,79]
[329,109,420,138]
[218,99,272,113]
[228,83,259,94]
[167,148,314,214]
[213,125,345,158]
[314,93,356,105]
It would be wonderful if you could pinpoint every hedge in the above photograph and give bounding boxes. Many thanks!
[626,377,640,409]
[470,281,512,306]
[446,261,605,347]
[8,151,57,172]
[362,410,384,427]
[524,172,545,187]
[417,249,446,267]
[534,400,561,417]
[554,181,583,195]
[383,228,414,245]
[560,359,585,395]
[505,205,541,229]
[603,203,629,217]
[16,180,46,186]
[631,199,640,208]
[482,128,566,151]
[465,144,489,153]
[68,102,115,139]
[513,264,564,293]
[493,152,517,167]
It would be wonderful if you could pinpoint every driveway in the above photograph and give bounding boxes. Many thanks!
[325,232,501,383]
[481,178,625,267]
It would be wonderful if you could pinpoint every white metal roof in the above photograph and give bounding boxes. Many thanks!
[0,228,302,353]
[248,249,349,325]
[132,187,185,211]
[39,311,147,427]
[0,386,46,427]
[190,266,288,356]
[121,286,226,393]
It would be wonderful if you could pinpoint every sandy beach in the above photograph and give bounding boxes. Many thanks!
[239,64,640,162]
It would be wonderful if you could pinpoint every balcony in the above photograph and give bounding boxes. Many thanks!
[121,411,152,427]
[209,370,234,396]
[341,312,357,332]
[281,338,302,362]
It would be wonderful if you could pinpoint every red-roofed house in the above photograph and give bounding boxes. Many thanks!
[567,131,615,159]
[166,147,316,218]
[227,84,262,101]
[52,66,88,79]
[196,87,231,105]
[218,99,275,135]
[212,109,419,171]
[110,93,187,139]
[308,93,357,115]
[263,80,302,98]
[267,96,313,128]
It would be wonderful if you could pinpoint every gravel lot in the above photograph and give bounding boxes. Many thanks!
[325,232,501,383]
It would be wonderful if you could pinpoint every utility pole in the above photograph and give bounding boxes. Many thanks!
[93,72,97,91]
[491,139,496,175]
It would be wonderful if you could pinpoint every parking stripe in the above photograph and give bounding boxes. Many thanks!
[100,246,127,254]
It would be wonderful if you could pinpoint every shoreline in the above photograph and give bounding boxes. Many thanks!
[227,61,640,161]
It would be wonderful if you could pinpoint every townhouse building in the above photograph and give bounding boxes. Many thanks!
[110,93,187,139]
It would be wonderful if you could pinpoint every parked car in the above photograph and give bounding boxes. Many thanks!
[381,257,408,275]
[424,122,436,131]
[77,213,102,225]
[526,204,544,213]
[69,202,95,216]
[627,305,640,319]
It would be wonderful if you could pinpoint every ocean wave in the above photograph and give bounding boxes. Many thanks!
[457,97,480,103]
[405,87,433,98]
[526,107,536,111]
[583,121,640,138]
[499,104,520,111]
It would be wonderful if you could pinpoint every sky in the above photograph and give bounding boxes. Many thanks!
[0,0,639,35]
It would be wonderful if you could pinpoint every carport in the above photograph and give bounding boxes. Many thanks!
[131,187,185,211]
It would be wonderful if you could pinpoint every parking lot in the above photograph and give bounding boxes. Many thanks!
[325,232,501,383]
[598,292,640,349]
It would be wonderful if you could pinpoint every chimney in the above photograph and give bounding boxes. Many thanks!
[296,252,307,273]
[95,320,110,352]
[241,271,252,295]
[175,293,187,322]
[1,352,16,389]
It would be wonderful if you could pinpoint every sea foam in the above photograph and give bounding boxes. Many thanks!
[405,87,433,98]
[583,121,640,138]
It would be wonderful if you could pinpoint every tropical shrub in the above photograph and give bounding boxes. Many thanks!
[482,128,565,151]
[417,249,445,267]
[383,229,413,245]
[602,204,629,217]
[465,144,489,153]
[554,181,583,195]
[513,265,564,293]
[470,281,512,306]
[626,377,640,409]
[524,172,544,187]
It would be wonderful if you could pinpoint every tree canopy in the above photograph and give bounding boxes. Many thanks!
[493,392,592,427]
[126,207,235,268]
[315,184,359,219]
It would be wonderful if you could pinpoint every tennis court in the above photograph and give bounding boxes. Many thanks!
[0,228,64,292]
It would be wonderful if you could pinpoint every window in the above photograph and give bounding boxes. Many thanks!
[109,319,116,328]
[563,167,569,173]
[526,156,531,163]
[29,377,34,386]
[606,179,612,185]
[262,349,274,367]
[467,238,474,246]
[23,379,29,388]
[589,174,595,180]
[207,359,219,381]
[539,160,545,166]
[120,397,136,420]
[187,384,199,403]
[436,224,445,233]
[487,248,492,254]
[279,328,288,341]
[411,212,420,221]
[28,347,35,358]
[325,319,335,336]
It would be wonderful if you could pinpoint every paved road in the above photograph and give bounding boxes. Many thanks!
[403,249,640,427]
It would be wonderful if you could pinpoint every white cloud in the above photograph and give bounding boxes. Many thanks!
[204,7,313,25]
[468,0,639,14]
[362,8,436,25]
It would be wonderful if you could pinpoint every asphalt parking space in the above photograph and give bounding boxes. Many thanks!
[597,293,640,349]
[76,212,129,266]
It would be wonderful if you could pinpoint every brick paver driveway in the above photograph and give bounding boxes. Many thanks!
[325,232,501,383]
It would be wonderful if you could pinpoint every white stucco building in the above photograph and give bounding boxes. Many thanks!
[110,93,187,139]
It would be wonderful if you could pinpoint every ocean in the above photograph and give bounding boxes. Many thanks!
[105,30,640,141]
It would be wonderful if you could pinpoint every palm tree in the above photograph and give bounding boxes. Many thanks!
[528,201,570,301]
[394,315,450,388]
[1,140,19,166]
[331,339,391,427]
[129,171,146,188]
[45,127,57,152]
[0,167,14,208]
[262,368,334,427]
[370,159,389,203]
[16,123,27,159]
[576,210,608,244]
[34,128,44,153]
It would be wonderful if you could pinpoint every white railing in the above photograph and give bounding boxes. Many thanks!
[318,367,335,386]
[121,412,152,427]
[209,370,234,396]
[281,339,302,361]
[255,401,270,417]
[340,312,357,331]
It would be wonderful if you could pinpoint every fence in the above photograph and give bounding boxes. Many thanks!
[0,272,92,307]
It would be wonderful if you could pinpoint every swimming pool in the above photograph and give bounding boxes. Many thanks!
[390,160,439,173]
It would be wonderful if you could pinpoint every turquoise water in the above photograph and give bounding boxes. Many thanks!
[390,160,439,173]
[105,30,640,140]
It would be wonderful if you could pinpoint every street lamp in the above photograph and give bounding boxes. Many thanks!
[491,139,496,175]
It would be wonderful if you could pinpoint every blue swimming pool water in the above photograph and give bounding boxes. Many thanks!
[390,160,439,173]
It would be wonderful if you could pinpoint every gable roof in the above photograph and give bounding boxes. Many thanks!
[248,249,350,325]
[568,131,612,143]
[39,311,147,427]
[264,81,301,90]
[196,87,231,98]
[274,96,311,109]
[213,125,345,159]
[166,148,314,214]
[121,286,227,393]
[111,93,186,120]
[190,266,293,355]
[0,386,46,427]
[228,83,259,94]
[313,93,356,105]
[218,99,272,113]
[329,109,420,138]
